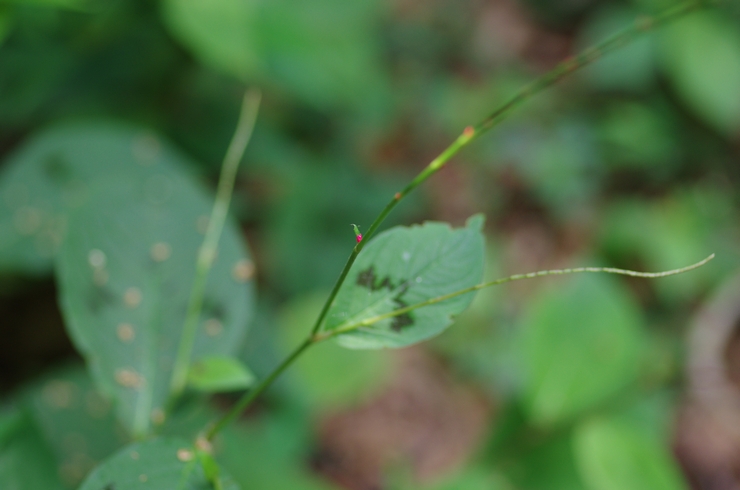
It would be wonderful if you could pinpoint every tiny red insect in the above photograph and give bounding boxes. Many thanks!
[351,224,362,243]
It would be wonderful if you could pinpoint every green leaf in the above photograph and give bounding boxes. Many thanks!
[0,123,235,275]
[161,0,387,110]
[197,450,221,487]
[78,438,240,490]
[573,416,688,490]
[56,170,255,436]
[521,274,644,425]
[24,365,128,487]
[322,215,485,349]
[0,411,66,490]
[187,356,255,393]
[160,0,262,80]
[660,12,740,135]
[503,433,587,490]
[599,189,738,304]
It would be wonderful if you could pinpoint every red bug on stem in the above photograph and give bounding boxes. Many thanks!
[351,224,362,243]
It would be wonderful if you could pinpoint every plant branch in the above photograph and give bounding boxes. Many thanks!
[201,0,711,440]
[170,89,262,400]
[318,254,715,339]
[308,0,708,337]
[204,337,314,441]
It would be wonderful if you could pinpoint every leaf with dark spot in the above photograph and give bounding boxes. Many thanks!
[323,215,485,349]
[391,313,414,332]
[356,266,377,289]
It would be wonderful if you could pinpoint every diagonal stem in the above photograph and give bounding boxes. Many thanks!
[201,0,712,441]
[308,0,707,338]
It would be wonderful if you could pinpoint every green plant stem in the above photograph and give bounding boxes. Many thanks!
[202,0,711,441]
[317,254,715,340]
[308,0,706,337]
[170,89,262,400]
[205,337,313,441]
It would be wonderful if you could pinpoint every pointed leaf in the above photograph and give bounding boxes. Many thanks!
[56,176,254,437]
[187,356,255,393]
[322,215,485,349]
[78,438,240,490]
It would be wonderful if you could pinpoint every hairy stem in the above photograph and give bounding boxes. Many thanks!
[318,254,715,340]
[170,89,262,400]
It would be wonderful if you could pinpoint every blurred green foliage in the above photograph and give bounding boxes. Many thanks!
[1,0,739,488]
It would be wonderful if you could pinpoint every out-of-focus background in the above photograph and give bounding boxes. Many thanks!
[1,0,740,488]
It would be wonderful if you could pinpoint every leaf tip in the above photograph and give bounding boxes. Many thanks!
[465,213,486,232]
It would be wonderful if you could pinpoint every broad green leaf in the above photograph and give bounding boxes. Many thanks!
[56,175,254,437]
[521,274,644,425]
[161,0,387,110]
[257,0,386,109]
[278,292,392,408]
[187,356,255,393]
[24,365,128,487]
[160,0,263,80]
[573,416,688,490]
[660,12,740,135]
[322,215,485,349]
[78,438,240,490]
[0,123,229,275]
[0,410,66,490]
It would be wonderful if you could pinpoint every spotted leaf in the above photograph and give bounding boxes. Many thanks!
[56,166,254,437]
[322,215,485,349]
[77,438,240,490]
[0,123,220,275]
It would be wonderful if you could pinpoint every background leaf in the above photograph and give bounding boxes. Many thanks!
[0,123,215,275]
[187,356,255,393]
[0,409,66,490]
[520,274,644,426]
[24,365,128,487]
[660,11,740,135]
[322,215,485,349]
[573,415,688,490]
[161,0,388,110]
[78,437,240,490]
[56,173,254,436]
